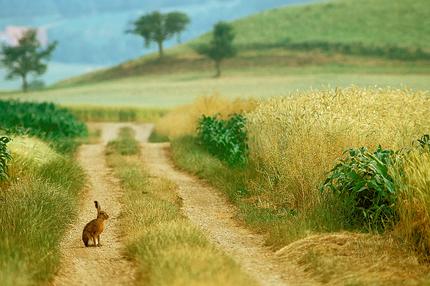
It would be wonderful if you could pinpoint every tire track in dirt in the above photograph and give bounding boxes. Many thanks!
[137,132,306,286]
[53,123,138,286]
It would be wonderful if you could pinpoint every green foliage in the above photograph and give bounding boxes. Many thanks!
[322,146,398,230]
[195,22,237,77]
[129,11,190,57]
[197,114,247,167]
[0,30,56,92]
[416,134,430,151]
[0,100,87,154]
[0,136,11,181]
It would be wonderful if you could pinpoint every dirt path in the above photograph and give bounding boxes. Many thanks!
[53,123,138,286]
[138,137,299,285]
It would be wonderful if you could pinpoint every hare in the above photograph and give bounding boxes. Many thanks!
[82,201,109,247]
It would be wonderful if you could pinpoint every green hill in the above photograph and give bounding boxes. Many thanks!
[60,0,429,85]
[229,0,430,54]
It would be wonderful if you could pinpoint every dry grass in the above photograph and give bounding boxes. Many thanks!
[246,87,430,212]
[394,150,430,256]
[277,232,430,285]
[155,94,259,138]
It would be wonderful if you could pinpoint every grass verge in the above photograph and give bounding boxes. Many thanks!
[68,106,167,122]
[0,136,85,286]
[106,127,256,286]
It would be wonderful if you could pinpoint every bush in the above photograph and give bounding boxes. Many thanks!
[0,136,12,181]
[197,114,248,167]
[321,146,398,230]
[0,100,87,153]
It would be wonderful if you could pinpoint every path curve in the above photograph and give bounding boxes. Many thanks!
[139,139,295,286]
[53,123,138,286]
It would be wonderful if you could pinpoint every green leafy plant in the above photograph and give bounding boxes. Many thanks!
[0,136,11,181]
[321,146,398,230]
[0,100,87,153]
[197,114,248,167]
[416,134,430,151]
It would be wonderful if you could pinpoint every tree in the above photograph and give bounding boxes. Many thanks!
[196,22,236,77]
[129,11,190,58]
[0,29,57,92]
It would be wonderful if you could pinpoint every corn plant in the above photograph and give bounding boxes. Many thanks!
[0,136,12,181]
[321,146,398,230]
[197,114,248,167]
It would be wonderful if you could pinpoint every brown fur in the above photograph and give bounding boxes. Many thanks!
[82,201,109,247]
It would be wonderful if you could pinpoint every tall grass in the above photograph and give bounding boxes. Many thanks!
[164,87,430,248]
[107,128,256,286]
[155,94,258,138]
[246,87,430,214]
[0,136,84,286]
[394,150,430,256]
[69,105,167,122]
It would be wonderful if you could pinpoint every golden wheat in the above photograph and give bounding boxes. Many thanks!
[246,87,430,211]
[394,150,430,256]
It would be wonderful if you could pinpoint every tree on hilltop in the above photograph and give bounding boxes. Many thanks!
[129,11,190,58]
[195,22,236,77]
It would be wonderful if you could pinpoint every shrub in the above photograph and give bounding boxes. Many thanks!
[0,100,87,153]
[197,114,248,167]
[0,136,12,181]
[321,146,398,230]
[155,94,258,139]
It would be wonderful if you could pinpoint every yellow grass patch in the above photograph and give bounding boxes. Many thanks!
[155,94,259,138]
[277,232,430,285]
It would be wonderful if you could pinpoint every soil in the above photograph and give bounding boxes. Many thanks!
[53,123,309,286]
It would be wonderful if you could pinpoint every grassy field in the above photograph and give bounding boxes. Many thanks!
[0,136,84,286]
[227,0,430,53]
[0,71,429,108]
[106,128,256,286]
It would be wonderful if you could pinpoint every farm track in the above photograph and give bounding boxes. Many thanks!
[54,123,310,286]
[53,123,144,286]
[133,126,310,286]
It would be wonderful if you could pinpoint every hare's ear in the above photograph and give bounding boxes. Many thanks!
[94,201,101,215]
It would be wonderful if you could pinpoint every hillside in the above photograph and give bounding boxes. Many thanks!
[62,0,430,85]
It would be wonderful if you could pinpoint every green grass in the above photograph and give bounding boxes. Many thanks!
[68,105,167,122]
[148,130,169,143]
[228,0,430,54]
[0,137,85,286]
[106,128,256,286]
[1,72,429,108]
